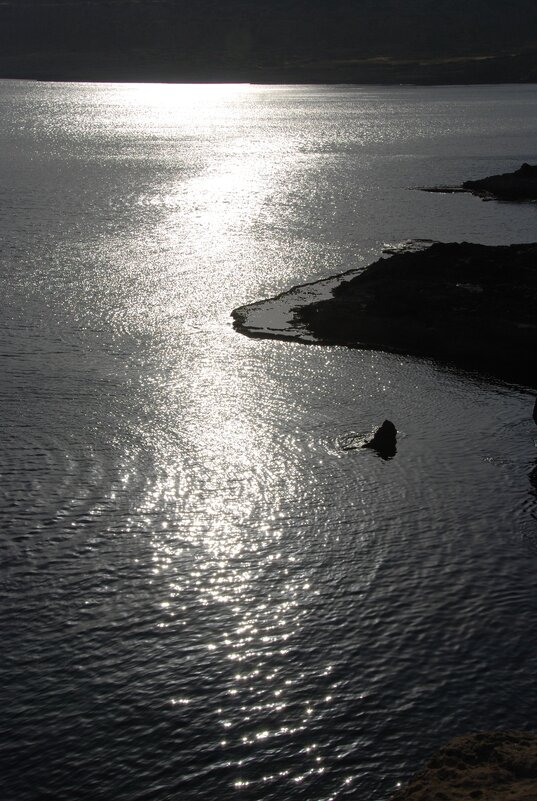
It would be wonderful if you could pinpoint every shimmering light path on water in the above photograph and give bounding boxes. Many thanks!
[0,82,537,801]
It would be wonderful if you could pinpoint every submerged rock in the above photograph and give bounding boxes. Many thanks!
[363,419,397,459]
[462,162,537,201]
[391,730,537,801]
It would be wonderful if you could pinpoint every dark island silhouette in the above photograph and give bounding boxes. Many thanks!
[463,162,537,201]
[233,241,537,390]
[424,163,537,202]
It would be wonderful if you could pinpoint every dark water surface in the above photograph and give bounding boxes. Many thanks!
[1,82,537,801]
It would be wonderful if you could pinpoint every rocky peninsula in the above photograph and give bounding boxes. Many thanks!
[463,163,537,201]
[391,731,537,801]
[233,241,537,389]
[423,163,537,202]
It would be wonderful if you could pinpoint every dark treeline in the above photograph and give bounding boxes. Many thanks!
[1,0,537,82]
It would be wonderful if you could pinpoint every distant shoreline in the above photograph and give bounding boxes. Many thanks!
[2,49,537,86]
[4,78,537,87]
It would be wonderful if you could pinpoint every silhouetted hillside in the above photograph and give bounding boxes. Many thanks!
[1,0,537,82]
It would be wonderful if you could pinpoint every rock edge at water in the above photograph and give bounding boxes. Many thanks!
[462,162,537,201]
[423,163,537,201]
[391,730,537,801]
[232,242,537,389]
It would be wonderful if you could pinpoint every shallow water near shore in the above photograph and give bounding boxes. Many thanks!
[1,81,537,801]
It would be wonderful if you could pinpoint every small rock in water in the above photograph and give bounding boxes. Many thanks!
[363,419,397,459]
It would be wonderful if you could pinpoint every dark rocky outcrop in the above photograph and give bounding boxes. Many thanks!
[363,420,397,459]
[391,730,537,801]
[292,242,537,389]
[462,163,537,201]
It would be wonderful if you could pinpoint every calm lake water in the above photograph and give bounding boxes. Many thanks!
[1,81,537,801]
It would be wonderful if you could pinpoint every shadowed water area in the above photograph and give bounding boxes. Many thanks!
[1,81,537,801]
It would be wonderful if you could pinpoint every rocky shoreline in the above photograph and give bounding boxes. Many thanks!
[422,163,537,202]
[463,163,537,201]
[233,241,537,390]
[391,731,537,801]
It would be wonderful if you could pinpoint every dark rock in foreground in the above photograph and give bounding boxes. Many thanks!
[294,242,537,388]
[363,420,397,459]
[462,162,537,201]
[391,730,537,801]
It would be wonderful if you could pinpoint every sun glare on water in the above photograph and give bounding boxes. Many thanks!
[112,81,258,117]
